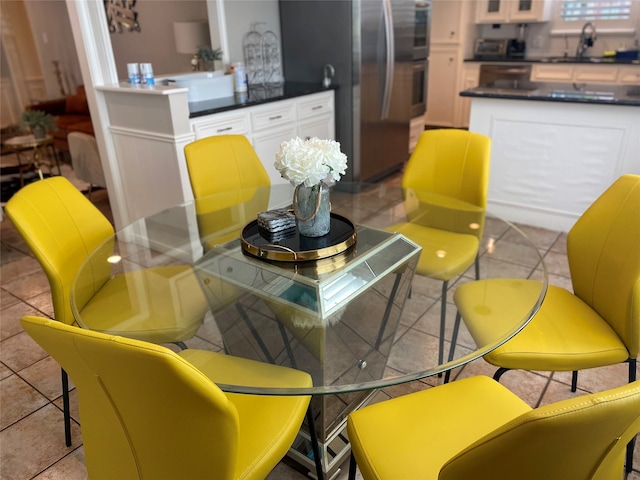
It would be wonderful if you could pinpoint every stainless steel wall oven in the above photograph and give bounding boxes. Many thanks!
[411,60,427,117]
[411,0,431,117]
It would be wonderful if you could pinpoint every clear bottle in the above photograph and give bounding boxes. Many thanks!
[127,63,141,84]
[140,63,155,86]
[233,62,248,93]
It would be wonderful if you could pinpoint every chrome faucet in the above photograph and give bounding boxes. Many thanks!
[576,22,597,58]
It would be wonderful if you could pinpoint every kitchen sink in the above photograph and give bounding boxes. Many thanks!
[540,56,611,64]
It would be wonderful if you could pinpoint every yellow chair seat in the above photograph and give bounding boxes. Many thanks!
[456,281,631,371]
[348,375,640,480]
[348,376,531,479]
[388,222,479,281]
[79,265,214,343]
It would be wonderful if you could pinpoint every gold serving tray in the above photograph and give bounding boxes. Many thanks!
[241,213,357,263]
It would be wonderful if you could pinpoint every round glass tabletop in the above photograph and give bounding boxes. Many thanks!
[71,183,547,396]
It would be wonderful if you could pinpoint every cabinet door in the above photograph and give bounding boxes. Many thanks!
[508,0,551,22]
[531,64,573,82]
[252,125,298,185]
[476,0,508,23]
[431,0,461,44]
[425,48,459,127]
[573,66,618,83]
[618,66,640,85]
[298,115,335,142]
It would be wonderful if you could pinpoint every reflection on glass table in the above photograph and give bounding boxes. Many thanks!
[71,183,547,479]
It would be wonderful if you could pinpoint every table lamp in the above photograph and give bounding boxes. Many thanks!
[173,21,211,71]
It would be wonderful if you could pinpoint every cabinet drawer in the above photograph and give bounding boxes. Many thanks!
[618,67,640,85]
[192,113,249,138]
[297,92,334,120]
[573,66,618,83]
[531,65,573,82]
[250,103,295,132]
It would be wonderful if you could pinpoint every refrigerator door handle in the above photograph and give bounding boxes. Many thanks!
[381,0,394,120]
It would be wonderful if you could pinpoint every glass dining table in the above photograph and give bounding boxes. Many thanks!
[71,182,547,479]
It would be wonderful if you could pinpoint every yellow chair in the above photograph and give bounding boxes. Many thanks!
[20,315,322,480]
[388,129,491,367]
[184,135,271,250]
[447,173,640,471]
[347,375,640,480]
[5,176,209,446]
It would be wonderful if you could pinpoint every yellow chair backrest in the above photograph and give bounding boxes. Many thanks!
[21,315,241,480]
[403,129,491,209]
[184,135,271,248]
[440,379,640,480]
[5,177,114,325]
[567,174,640,359]
[184,134,270,198]
[402,129,491,238]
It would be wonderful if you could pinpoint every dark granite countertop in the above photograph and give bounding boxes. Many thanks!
[464,56,639,65]
[460,81,640,106]
[189,82,336,118]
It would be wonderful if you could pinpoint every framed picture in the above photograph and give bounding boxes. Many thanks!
[104,0,140,33]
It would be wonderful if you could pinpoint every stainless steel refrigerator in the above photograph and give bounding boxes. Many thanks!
[280,0,418,182]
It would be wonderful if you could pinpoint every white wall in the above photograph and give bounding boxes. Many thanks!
[23,0,82,96]
[109,0,209,79]
[223,0,281,66]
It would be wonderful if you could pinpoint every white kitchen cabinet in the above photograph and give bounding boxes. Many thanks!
[190,90,336,186]
[476,0,551,24]
[426,47,460,127]
[427,0,475,128]
[430,0,462,44]
[618,66,640,85]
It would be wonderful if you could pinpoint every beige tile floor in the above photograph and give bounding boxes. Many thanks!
[1,175,639,480]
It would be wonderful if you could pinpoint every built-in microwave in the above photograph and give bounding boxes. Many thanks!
[413,0,431,61]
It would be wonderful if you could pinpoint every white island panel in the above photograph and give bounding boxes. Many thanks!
[469,98,639,231]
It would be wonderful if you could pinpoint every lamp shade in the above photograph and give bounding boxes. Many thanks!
[173,21,211,54]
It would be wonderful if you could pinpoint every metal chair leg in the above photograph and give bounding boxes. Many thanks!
[444,310,462,384]
[306,404,324,480]
[61,368,72,447]
[474,253,480,280]
[493,367,510,382]
[571,370,578,392]
[437,280,449,378]
[626,358,637,473]
[348,451,357,480]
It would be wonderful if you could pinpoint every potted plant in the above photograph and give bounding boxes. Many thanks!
[20,109,57,139]
[197,46,223,71]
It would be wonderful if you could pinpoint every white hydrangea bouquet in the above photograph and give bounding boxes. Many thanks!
[274,137,348,237]
[274,137,348,187]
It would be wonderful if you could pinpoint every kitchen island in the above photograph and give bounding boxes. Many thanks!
[461,82,640,232]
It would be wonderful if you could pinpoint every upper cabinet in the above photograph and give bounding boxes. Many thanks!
[476,0,552,24]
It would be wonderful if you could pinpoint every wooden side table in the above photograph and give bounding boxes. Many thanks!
[2,134,61,186]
